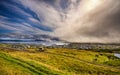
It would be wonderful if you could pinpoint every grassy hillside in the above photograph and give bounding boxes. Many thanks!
[0,44,120,75]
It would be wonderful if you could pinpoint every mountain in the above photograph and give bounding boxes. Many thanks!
[0,33,68,46]
[0,33,62,42]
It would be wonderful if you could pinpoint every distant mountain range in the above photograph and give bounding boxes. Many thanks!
[0,33,68,46]
[0,33,63,42]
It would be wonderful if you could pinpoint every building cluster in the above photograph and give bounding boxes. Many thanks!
[67,43,120,50]
[50,43,120,50]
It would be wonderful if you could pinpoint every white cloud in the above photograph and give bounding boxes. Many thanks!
[0,20,50,35]
[10,0,120,43]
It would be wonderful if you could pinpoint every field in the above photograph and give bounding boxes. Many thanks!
[0,44,120,75]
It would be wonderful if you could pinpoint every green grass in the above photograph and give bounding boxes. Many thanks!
[0,52,64,75]
[0,44,120,75]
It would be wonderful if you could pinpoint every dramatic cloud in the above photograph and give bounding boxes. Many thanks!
[0,0,120,43]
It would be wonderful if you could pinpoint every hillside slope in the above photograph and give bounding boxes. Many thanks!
[0,45,120,75]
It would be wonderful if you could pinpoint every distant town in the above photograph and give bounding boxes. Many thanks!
[50,43,120,51]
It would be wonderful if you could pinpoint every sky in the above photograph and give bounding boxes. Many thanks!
[0,0,120,43]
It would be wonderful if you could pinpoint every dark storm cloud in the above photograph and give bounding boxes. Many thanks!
[54,0,120,43]
[78,1,120,38]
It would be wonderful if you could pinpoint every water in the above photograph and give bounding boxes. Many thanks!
[114,53,120,58]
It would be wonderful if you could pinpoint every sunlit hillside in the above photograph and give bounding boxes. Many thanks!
[0,44,120,75]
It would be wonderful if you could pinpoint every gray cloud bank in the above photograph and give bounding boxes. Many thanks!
[18,0,120,43]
